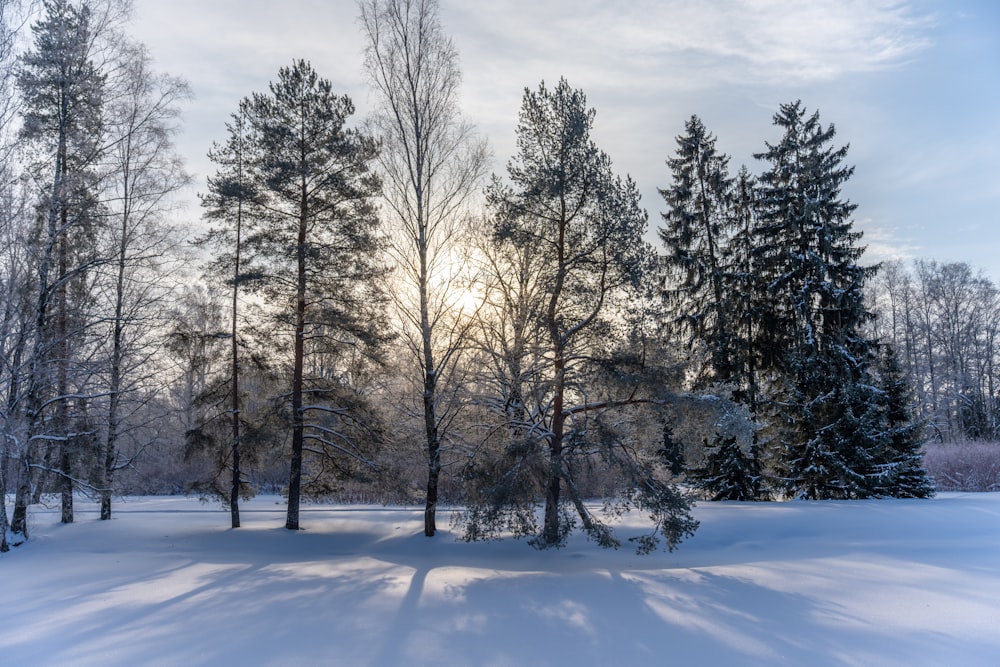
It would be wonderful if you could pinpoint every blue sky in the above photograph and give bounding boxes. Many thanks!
[132,0,1000,278]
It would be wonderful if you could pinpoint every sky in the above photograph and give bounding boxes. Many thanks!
[128,0,1000,279]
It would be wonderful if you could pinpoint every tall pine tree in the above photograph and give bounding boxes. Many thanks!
[198,104,258,528]
[472,78,697,552]
[14,0,107,532]
[241,61,388,531]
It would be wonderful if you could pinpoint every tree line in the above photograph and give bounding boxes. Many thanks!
[1,0,189,552]
[1,0,944,555]
[870,259,1000,443]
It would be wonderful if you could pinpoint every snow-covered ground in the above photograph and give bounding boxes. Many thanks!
[2,493,998,666]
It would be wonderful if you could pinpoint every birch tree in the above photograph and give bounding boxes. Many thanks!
[0,0,31,553]
[95,39,189,520]
[360,0,487,536]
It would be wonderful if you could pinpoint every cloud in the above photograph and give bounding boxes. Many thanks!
[447,0,933,95]
[854,218,921,267]
[124,0,993,277]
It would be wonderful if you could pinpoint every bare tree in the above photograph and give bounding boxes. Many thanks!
[872,259,1000,442]
[95,38,189,520]
[0,0,32,553]
[360,0,488,536]
[9,0,148,539]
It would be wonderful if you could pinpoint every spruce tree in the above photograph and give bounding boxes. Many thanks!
[694,435,761,501]
[659,121,769,500]
[875,344,934,497]
[727,166,764,412]
[753,101,882,499]
[659,115,736,386]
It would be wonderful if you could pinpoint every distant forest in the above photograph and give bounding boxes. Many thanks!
[4,0,992,554]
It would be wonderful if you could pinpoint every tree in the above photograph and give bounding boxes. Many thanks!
[659,115,737,387]
[0,0,32,553]
[693,435,761,501]
[13,0,110,533]
[659,120,770,500]
[920,262,997,440]
[241,60,387,531]
[753,101,882,499]
[875,344,933,497]
[725,166,765,413]
[869,259,1000,444]
[96,39,189,520]
[360,0,488,536]
[199,103,257,528]
[474,78,697,551]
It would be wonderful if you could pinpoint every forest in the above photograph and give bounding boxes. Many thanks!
[1,0,994,557]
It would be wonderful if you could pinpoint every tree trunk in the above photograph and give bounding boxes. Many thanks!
[2,296,27,547]
[285,175,308,531]
[18,127,68,537]
[56,135,72,526]
[0,447,9,552]
[542,206,568,546]
[229,166,243,530]
[59,444,72,524]
[419,222,441,537]
[101,133,138,520]
[422,367,440,536]
[229,246,241,529]
[101,311,122,521]
[10,454,29,539]
[542,361,565,546]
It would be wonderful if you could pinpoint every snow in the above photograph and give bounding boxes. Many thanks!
[2,494,999,666]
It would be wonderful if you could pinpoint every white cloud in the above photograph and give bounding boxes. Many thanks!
[854,218,921,267]
[447,0,933,94]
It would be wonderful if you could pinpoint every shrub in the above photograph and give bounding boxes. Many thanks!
[923,441,1000,492]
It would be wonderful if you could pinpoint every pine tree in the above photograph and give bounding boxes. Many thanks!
[472,78,697,552]
[199,104,258,528]
[14,0,107,532]
[240,60,388,531]
[753,101,882,499]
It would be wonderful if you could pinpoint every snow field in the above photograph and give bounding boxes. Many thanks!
[2,494,999,666]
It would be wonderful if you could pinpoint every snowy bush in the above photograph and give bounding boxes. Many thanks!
[923,441,1000,491]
